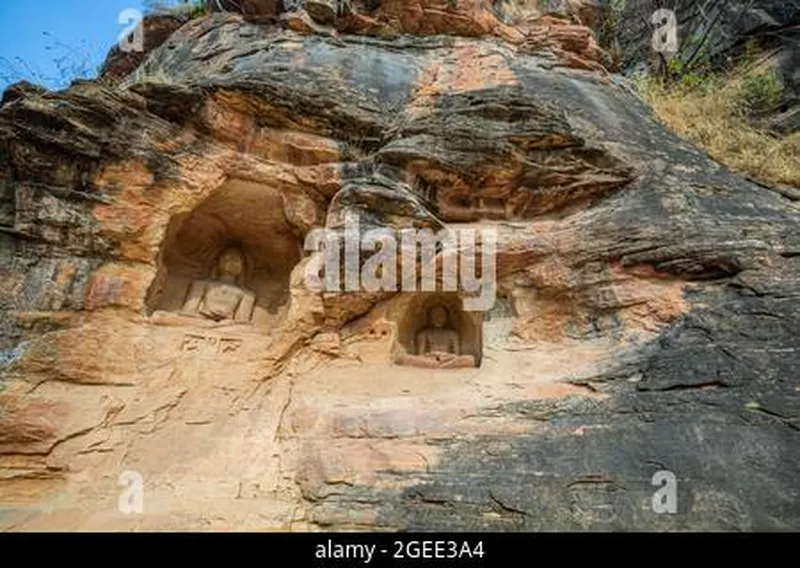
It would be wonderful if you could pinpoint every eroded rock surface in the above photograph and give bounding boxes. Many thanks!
[0,3,798,530]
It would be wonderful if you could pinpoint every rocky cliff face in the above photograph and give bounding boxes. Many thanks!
[1,0,798,530]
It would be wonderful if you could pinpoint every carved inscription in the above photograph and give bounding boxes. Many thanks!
[181,333,243,358]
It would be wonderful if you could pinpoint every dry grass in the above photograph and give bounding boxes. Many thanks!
[636,60,800,188]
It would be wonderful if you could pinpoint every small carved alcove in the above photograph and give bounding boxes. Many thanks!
[483,294,517,347]
[394,293,483,369]
[146,180,302,324]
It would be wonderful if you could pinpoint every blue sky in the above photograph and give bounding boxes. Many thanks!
[0,0,151,92]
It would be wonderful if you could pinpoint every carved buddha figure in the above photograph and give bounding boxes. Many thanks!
[181,247,257,323]
[399,305,476,369]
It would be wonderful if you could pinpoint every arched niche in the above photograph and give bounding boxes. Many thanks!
[146,180,302,324]
[394,293,483,368]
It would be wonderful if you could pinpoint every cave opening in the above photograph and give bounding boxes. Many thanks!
[394,292,483,369]
[145,179,303,325]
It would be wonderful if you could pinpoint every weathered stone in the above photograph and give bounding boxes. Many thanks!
[99,14,185,83]
[0,6,797,531]
[215,0,283,22]
[306,0,339,25]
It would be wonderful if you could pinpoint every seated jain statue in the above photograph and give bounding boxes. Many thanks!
[399,305,476,369]
[181,247,257,323]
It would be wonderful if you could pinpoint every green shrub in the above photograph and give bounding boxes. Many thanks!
[736,68,783,116]
[597,0,627,68]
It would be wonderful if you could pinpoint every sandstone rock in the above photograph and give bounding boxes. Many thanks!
[306,0,343,25]
[99,14,185,83]
[519,14,610,72]
[0,7,798,531]
[215,0,283,22]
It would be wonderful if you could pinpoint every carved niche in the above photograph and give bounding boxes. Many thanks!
[395,294,483,369]
[146,180,302,325]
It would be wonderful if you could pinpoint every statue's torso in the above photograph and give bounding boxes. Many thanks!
[418,327,459,354]
[199,282,245,320]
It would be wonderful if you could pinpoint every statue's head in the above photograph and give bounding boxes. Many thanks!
[430,305,448,328]
[217,247,245,279]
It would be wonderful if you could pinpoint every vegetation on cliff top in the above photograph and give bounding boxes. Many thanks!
[635,47,799,189]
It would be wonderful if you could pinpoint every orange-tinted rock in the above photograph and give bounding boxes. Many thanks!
[0,6,798,532]
[99,14,185,83]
